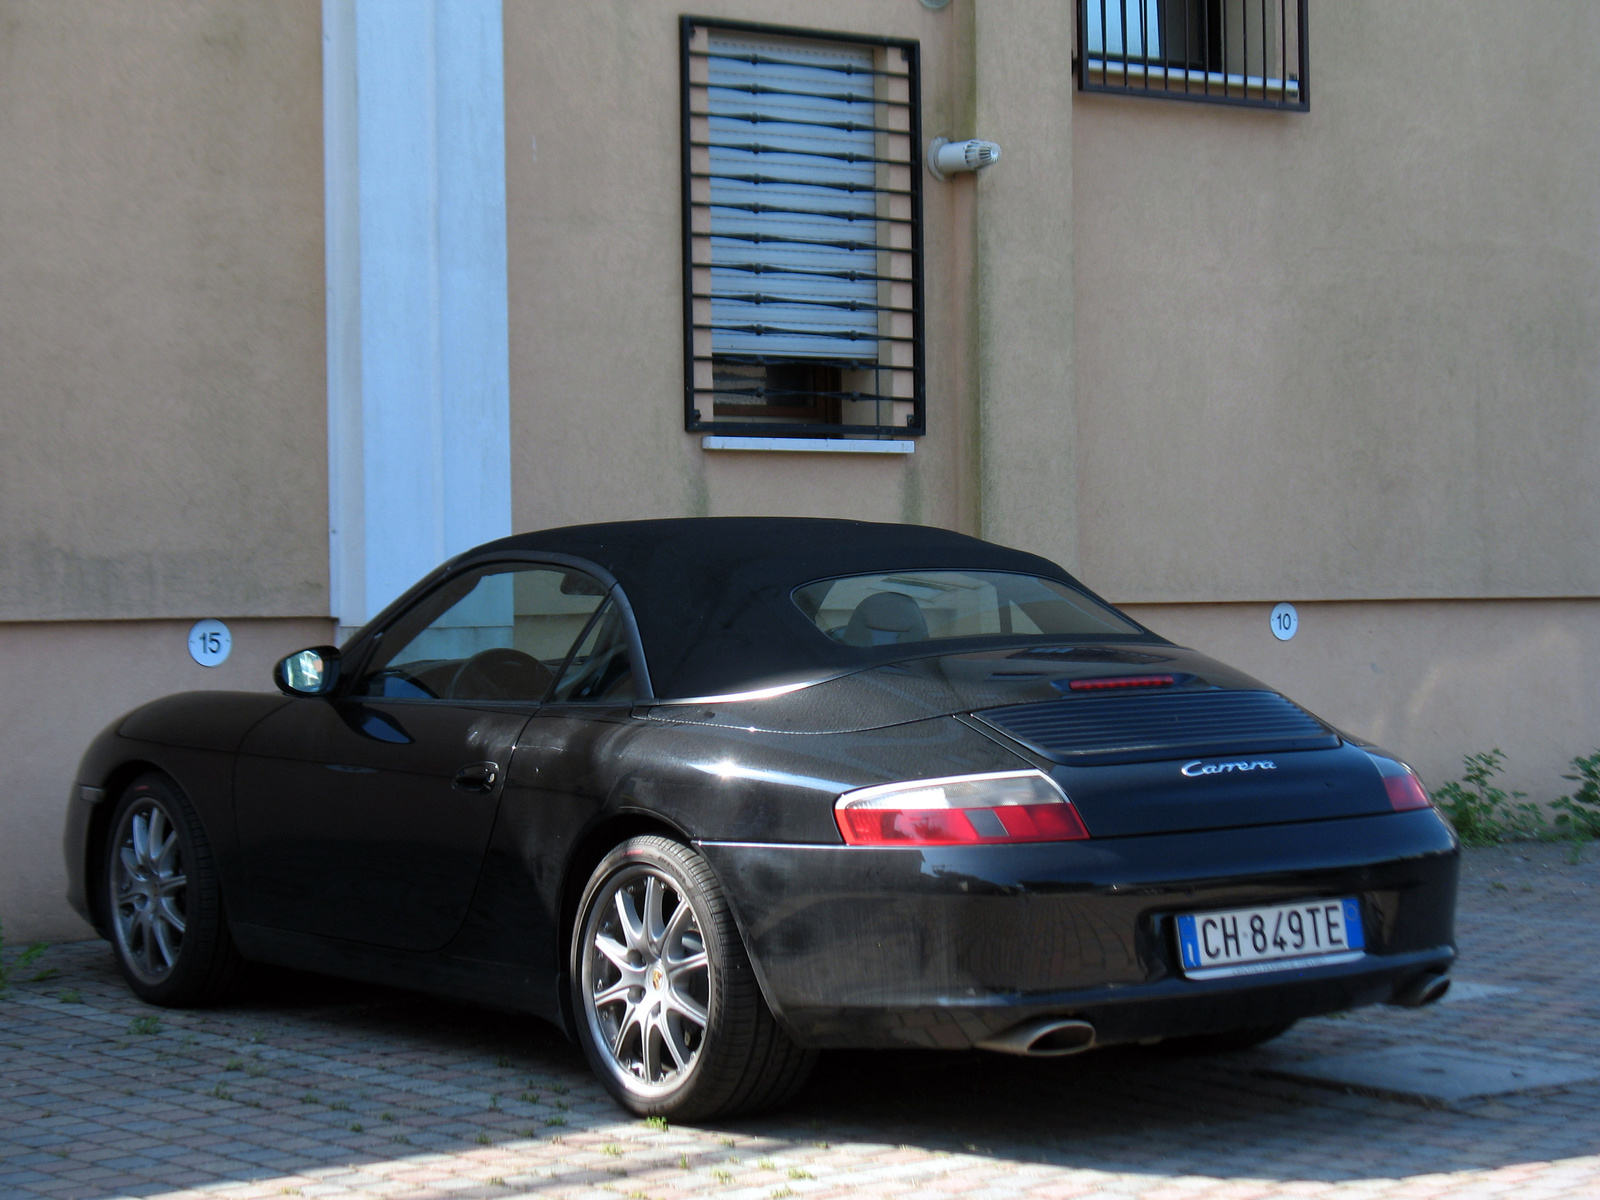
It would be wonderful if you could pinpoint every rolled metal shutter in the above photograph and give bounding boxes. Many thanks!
[704,33,880,361]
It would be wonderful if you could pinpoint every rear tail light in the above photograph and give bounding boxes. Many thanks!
[834,770,1090,846]
[1068,674,1175,691]
[1367,753,1432,811]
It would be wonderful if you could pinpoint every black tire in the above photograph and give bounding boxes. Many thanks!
[1155,1020,1297,1056]
[105,773,245,1006]
[570,835,816,1119]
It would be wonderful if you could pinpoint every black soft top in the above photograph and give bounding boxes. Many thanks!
[463,517,1102,700]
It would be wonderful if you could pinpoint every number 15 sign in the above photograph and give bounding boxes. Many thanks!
[188,619,232,667]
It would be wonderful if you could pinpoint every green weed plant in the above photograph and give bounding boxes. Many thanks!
[1431,748,1600,847]
[1431,749,1543,845]
[1551,751,1600,841]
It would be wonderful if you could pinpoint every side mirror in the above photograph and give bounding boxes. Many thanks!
[274,646,342,697]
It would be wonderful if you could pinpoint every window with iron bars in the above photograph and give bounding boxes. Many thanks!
[681,18,924,437]
[1077,0,1308,111]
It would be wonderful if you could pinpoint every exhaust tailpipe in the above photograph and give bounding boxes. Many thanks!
[1389,972,1451,1008]
[976,1018,1096,1057]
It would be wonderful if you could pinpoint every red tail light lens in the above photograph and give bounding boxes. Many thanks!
[1366,753,1432,811]
[834,770,1090,846]
[1068,674,1175,691]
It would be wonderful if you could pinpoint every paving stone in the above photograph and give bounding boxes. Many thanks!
[1269,1047,1599,1106]
[2,844,1599,1198]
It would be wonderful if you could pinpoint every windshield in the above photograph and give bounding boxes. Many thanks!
[792,570,1143,648]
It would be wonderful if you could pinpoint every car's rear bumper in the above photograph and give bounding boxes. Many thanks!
[699,809,1458,1050]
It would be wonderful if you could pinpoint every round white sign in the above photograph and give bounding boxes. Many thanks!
[1270,602,1299,642]
[188,619,232,667]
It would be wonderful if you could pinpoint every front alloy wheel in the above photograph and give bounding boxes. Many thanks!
[571,836,815,1119]
[111,795,188,985]
[104,774,244,1006]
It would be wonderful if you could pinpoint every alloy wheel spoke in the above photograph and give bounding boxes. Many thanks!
[643,876,667,952]
[133,911,156,972]
[147,808,168,860]
[159,873,187,897]
[641,1011,664,1081]
[662,895,696,953]
[611,998,642,1059]
[592,978,636,1009]
[154,831,180,876]
[613,888,646,954]
[152,915,179,968]
[660,1011,692,1071]
[665,981,708,1027]
[594,933,636,975]
[156,896,187,935]
[668,949,708,976]
[119,846,141,879]
[131,813,150,866]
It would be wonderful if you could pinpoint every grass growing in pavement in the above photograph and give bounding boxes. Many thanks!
[0,921,49,994]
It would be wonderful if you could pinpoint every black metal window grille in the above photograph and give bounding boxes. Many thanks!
[681,17,924,437]
[1076,0,1308,111]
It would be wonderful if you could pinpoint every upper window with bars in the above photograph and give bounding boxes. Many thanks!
[681,18,924,438]
[1077,0,1307,111]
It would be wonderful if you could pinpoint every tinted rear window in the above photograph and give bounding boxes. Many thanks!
[792,570,1142,647]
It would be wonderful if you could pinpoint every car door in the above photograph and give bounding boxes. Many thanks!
[233,561,612,952]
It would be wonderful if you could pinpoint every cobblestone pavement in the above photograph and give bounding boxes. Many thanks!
[2,843,1596,1200]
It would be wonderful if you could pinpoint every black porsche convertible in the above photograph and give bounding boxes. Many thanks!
[65,518,1457,1118]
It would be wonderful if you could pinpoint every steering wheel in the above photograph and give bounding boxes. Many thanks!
[446,647,555,702]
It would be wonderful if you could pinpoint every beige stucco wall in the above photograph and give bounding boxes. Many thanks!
[5,0,1598,946]
[1121,598,1600,806]
[0,0,329,622]
[973,1,1077,568]
[0,617,335,944]
[1074,1,1600,604]
[500,0,1077,560]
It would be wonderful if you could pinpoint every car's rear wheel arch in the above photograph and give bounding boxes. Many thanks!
[556,810,796,1050]
[567,832,816,1117]
[558,812,693,976]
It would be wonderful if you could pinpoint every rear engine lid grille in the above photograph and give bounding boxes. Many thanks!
[975,689,1339,767]
[1008,646,1175,665]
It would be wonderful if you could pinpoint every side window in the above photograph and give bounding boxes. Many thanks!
[1077,0,1307,111]
[550,599,636,704]
[357,565,610,702]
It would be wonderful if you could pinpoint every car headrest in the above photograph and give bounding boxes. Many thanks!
[840,591,929,647]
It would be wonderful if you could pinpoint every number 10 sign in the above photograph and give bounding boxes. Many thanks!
[1270,602,1299,642]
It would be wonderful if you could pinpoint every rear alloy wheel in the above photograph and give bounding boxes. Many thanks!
[572,836,815,1119]
[106,774,243,1006]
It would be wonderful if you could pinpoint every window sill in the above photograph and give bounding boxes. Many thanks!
[701,435,915,455]
[1081,58,1301,103]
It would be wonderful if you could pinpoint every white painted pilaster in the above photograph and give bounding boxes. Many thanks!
[324,0,511,635]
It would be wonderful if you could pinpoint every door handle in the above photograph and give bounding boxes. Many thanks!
[452,761,499,793]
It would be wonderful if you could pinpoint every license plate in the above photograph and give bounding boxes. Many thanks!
[1175,898,1365,980]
